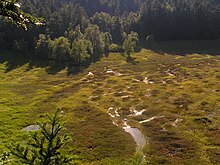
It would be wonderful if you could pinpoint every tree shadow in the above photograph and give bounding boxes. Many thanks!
[141,40,220,56]
[45,61,68,75]
[0,51,83,75]
[0,53,46,73]
[126,56,138,65]
[66,65,82,76]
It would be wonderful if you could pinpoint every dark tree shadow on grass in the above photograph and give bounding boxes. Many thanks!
[45,61,69,75]
[0,53,48,73]
[141,39,220,56]
[0,51,83,75]
[126,56,138,65]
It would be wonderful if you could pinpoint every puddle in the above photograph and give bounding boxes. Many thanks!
[107,107,146,151]
[123,120,146,151]
[22,125,40,131]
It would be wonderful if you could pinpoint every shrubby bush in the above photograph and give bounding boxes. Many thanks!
[109,44,121,52]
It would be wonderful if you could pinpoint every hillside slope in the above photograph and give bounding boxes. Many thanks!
[0,48,220,164]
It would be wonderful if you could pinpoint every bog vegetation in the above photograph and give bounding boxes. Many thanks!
[0,0,220,164]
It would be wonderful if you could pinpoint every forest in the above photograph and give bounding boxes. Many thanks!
[0,0,220,71]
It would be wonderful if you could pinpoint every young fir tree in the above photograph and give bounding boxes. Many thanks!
[10,110,73,165]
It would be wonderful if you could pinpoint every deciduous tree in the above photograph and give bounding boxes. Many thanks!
[0,0,43,30]
[122,31,138,58]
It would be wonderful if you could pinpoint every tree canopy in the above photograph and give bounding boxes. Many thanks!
[0,0,220,70]
[0,0,43,29]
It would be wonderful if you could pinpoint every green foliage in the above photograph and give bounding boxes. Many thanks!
[65,26,84,48]
[10,110,73,165]
[111,15,123,43]
[1,0,220,58]
[32,24,113,68]
[47,24,112,66]
[72,25,84,41]
[109,43,121,52]
[22,0,220,41]
[49,37,70,61]
[102,32,112,53]
[122,12,139,33]
[90,12,113,32]
[0,0,43,30]
[0,152,10,165]
[70,39,92,67]
[122,31,138,58]
[1,44,220,164]
[138,0,219,40]
[13,39,29,54]
[35,34,51,59]
[124,154,145,165]
[64,29,75,49]
[85,25,105,61]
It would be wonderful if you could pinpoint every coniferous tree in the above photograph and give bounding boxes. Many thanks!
[10,110,73,165]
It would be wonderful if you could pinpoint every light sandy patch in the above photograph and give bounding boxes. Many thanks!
[139,115,165,124]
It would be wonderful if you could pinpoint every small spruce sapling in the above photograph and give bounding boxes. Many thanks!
[10,110,73,165]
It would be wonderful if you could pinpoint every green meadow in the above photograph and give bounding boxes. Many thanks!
[0,41,220,164]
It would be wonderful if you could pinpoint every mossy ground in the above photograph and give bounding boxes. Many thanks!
[0,41,220,164]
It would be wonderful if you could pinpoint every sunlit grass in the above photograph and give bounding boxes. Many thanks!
[0,46,220,164]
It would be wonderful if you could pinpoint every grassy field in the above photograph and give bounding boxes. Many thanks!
[0,41,220,164]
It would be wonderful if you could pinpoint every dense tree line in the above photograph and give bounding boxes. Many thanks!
[0,0,220,69]
[74,0,143,16]
[136,0,220,40]
[35,25,113,68]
